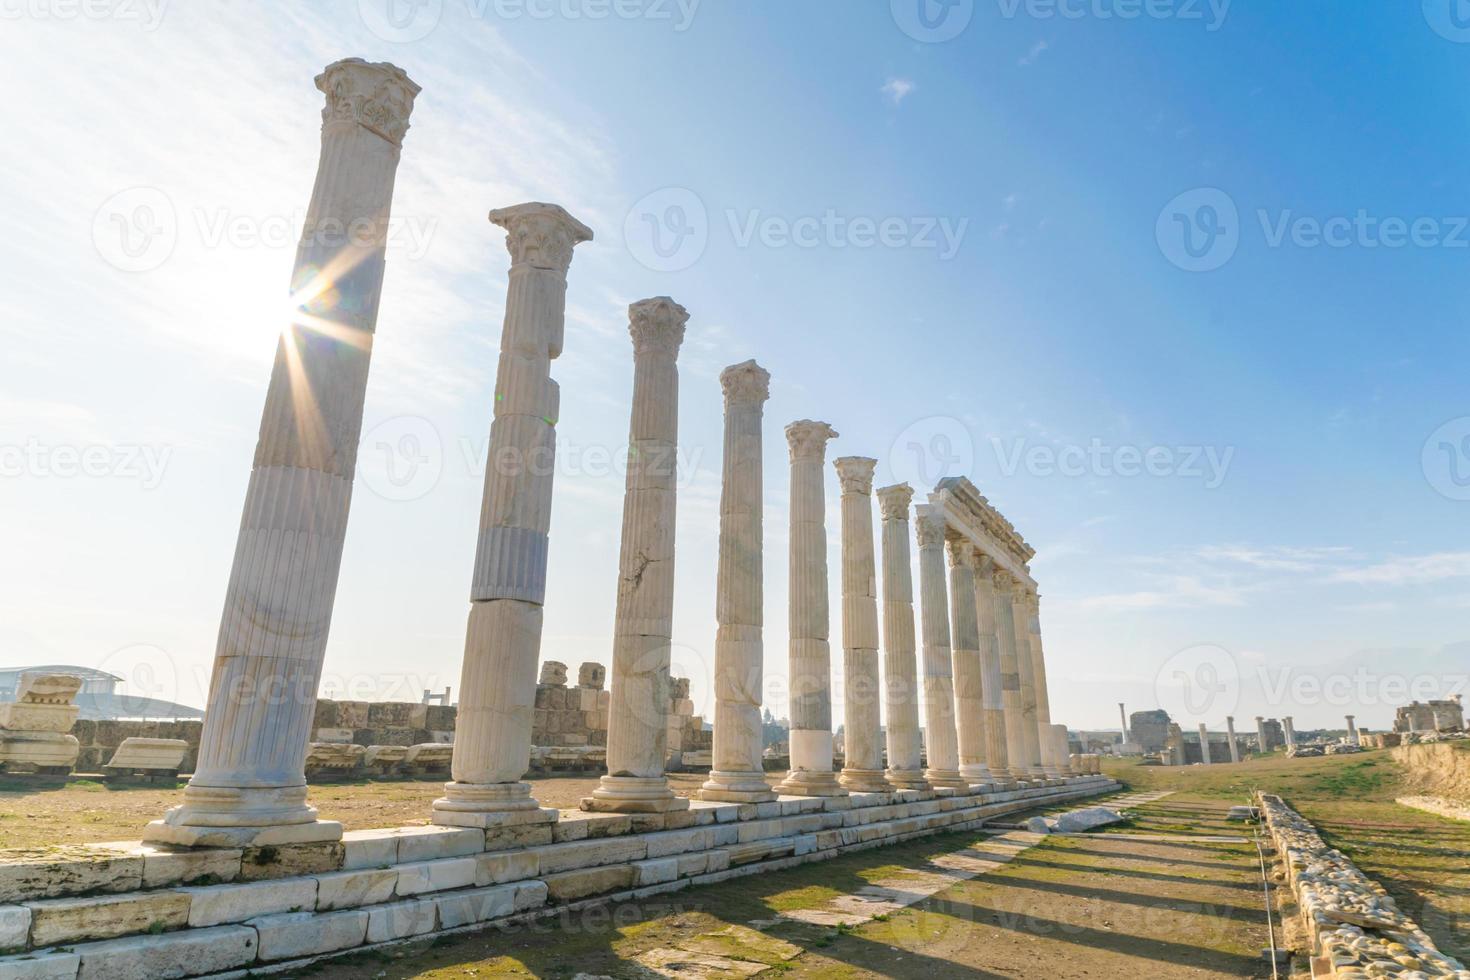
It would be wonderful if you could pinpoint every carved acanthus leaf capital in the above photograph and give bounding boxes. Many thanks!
[833,456,876,495]
[720,359,770,405]
[876,483,914,521]
[914,509,946,548]
[785,420,838,461]
[316,58,420,147]
[974,554,995,578]
[489,202,594,273]
[946,539,976,569]
[992,569,1015,593]
[629,297,689,357]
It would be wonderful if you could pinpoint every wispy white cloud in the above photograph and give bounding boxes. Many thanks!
[1074,576,1247,612]
[1329,552,1470,586]
[881,78,916,106]
[1019,40,1050,67]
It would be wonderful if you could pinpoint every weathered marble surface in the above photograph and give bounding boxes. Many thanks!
[835,457,887,793]
[876,484,927,790]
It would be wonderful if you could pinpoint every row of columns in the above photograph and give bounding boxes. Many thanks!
[150,58,1076,846]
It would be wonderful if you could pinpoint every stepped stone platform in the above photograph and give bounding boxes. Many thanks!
[0,776,1114,978]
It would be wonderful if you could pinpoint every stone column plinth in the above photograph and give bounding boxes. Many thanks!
[147,59,420,848]
[876,484,927,790]
[700,361,776,803]
[915,507,966,789]
[835,457,889,793]
[1008,585,1044,778]
[993,572,1032,783]
[1225,716,1240,763]
[972,558,1012,787]
[432,202,593,829]
[947,542,992,787]
[585,298,690,814]
[1199,724,1212,764]
[1025,593,1062,779]
[1255,716,1268,754]
[774,422,845,797]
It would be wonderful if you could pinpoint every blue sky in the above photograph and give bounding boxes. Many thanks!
[2,0,1469,736]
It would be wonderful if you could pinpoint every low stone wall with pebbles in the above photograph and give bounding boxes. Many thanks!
[0,776,1116,979]
[1257,793,1468,979]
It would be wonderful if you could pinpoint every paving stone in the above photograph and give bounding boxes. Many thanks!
[26,890,190,947]
[313,868,398,911]
[251,908,368,961]
[184,877,317,928]
[72,924,257,980]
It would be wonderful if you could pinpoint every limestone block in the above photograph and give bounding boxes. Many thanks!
[251,908,368,961]
[362,745,409,774]
[314,868,398,911]
[88,843,240,890]
[312,700,341,729]
[26,890,190,946]
[1053,807,1124,832]
[0,906,27,953]
[103,738,187,775]
[402,743,453,771]
[598,690,611,709]
[555,811,631,840]
[632,858,678,886]
[367,702,429,729]
[314,728,355,744]
[0,846,142,903]
[394,826,483,864]
[425,704,456,730]
[237,843,343,881]
[395,857,477,896]
[539,661,568,686]
[0,950,78,979]
[341,829,400,871]
[365,898,437,943]
[644,828,712,858]
[535,838,646,875]
[336,701,371,729]
[184,877,317,927]
[429,730,454,743]
[578,662,606,690]
[0,675,81,734]
[578,689,599,712]
[434,883,516,929]
[475,850,539,886]
[304,742,365,773]
[542,864,634,902]
[0,733,79,771]
[671,677,690,700]
[69,924,255,980]
[483,823,553,852]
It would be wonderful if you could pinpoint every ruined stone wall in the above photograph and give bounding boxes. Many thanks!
[69,719,203,774]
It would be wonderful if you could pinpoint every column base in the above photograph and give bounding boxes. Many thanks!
[922,768,970,790]
[838,768,892,793]
[432,781,558,828]
[959,764,994,785]
[773,769,847,797]
[144,784,342,849]
[698,770,777,803]
[884,768,931,791]
[582,775,690,813]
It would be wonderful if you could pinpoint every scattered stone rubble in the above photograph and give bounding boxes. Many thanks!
[0,674,82,775]
[1258,793,1469,979]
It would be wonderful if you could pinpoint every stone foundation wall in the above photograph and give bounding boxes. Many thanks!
[0,775,1117,977]
[69,720,204,776]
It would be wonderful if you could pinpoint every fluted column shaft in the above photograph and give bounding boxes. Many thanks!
[835,458,888,792]
[149,60,419,847]
[877,485,927,789]
[433,202,593,827]
[1026,594,1062,777]
[587,298,690,814]
[1255,717,1269,754]
[1199,724,1212,764]
[1008,586,1044,777]
[700,361,775,803]
[971,560,1011,785]
[948,542,991,786]
[915,507,965,789]
[1283,716,1296,749]
[775,421,845,796]
[1226,716,1240,763]
[993,573,1032,782]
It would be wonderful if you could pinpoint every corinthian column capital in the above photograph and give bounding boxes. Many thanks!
[974,553,995,578]
[489,202,595,273]
[876,483,914,522]
[720,359,770,404]
[834,456,877,495]
[914,509,946,548]
[992,569,1015,593]
[947,538,976,569]
[786,420,838,460]
[629,296,689,356]
[316,58,421,146]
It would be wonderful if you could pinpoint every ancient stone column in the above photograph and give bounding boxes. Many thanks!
[1198,723,1212,764]
[972,559,1012,786]
[1025,592,1063,778]
[835,457,888,793]
[1118,703,1130,746]
[1225,716,1241,763]
[431,203,593,828]
[700,361,776,803]
[948,542,992,787]
[1283,716,1297,749]
[1345,715,1359,745]
[915,507,966,789]
[1050,724,1073,775]
[876,484,927,790]
[1255,716,1269,754]
[993,571,1032,783]
[585,298,690,814]
[774,421,845,797]
[146,60,420,848]
[1008,586,1045,778]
